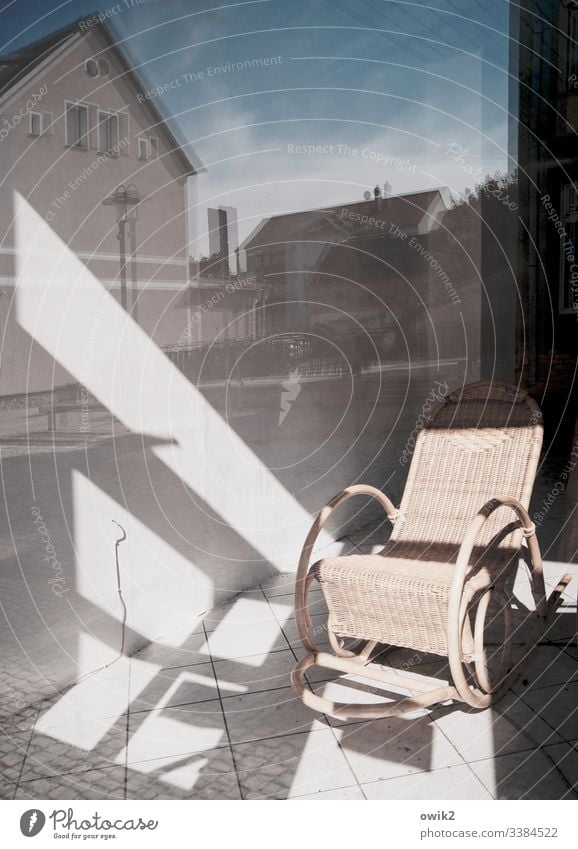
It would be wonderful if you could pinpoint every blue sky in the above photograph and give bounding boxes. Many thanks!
[1,0,513,253]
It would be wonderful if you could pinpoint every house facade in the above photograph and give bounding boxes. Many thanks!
[0,17,204,396]
[238,189,486,373]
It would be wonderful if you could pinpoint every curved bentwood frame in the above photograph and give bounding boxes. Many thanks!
[292,385,572,720]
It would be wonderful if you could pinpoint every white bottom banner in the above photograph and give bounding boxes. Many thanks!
[0,800,575,848]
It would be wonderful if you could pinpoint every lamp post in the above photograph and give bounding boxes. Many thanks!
[102,184,141,313]
[125,182,140,323]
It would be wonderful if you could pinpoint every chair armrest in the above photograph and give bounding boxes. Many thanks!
[295,485,398,652]
[447,496,572,706]
[450,495,542,606]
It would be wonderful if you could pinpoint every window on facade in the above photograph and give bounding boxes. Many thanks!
[65,103,89,147]
[29,111,53,136]
[98,111,119,154]
[29,112,41,136]
[84,58,99,78]
[138,137,148,160]
[149,136,159,158]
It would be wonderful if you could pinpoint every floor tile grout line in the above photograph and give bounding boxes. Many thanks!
[16,763,123,787]
[433,708,562,765]
[200,539,353,610]
[259,584,366,798]
[258,585,301,662]
[12,705,40,800]
[287,783,363,801]
[292,564,370,800]
[331,759,500,792]
[19,733,574,797]
[433,717,497,800]
[561,785,578,800]
[200,620,245,801]
[17,742,236,787]
[513,675,578,696]
[128,674,336,714]
[17,707,563,788]
[124,657,136,800]
[262,579,498,798]
[120,671,336,717]
[258,583,334,727]
[516,684,578,744]
[7,656,339,718]
[470,738,578,798]
[258,587,334,699]
[323,712,368,798]
[146,641,325,673]
[435,737,576,768]
[123,710,129,800]
[36,712,523,784]
[505,740,577,800]
[483,698,575,782]
[218,724,338,748]
[261,589,324,601]
[9,571,575,801]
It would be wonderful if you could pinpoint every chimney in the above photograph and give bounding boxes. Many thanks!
[383,181,392,197]
[207,206,239,274]
[374,184,382,208]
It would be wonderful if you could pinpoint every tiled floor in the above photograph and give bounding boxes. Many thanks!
[0,537,576,800]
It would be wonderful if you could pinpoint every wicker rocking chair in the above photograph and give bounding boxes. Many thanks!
[292,381,572,719]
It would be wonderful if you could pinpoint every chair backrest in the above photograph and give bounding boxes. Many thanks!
[392,381,543,550]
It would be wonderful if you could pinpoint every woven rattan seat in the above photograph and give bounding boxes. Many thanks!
[315,544,516,656]
[292,381,572,719]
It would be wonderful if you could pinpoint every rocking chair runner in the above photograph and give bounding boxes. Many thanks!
[292,381,572,719]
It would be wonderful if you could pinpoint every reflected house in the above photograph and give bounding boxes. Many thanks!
[178,206,260,348]
[311,184,520,373]
[164,217,261,383]
[240,188,493,376]
[241,189,447,339]
[0,16,204,398]
[311,192,484,367]
[167,254,261,384]
[184,256,259,345]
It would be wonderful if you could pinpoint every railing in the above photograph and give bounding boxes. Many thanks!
[164,334,381,383]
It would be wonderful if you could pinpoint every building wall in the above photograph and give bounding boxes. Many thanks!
[0,26,190,395]
[0,27,204,710]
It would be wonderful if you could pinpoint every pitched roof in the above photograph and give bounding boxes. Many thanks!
[0,20,81,95]
[241,189,445,250]
[315,205,482,301]
[0,14,205,175]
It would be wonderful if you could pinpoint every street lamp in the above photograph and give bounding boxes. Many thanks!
[102,184,141,313]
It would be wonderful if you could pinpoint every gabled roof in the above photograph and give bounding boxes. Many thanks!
[0,20,81,95]
[0,14,205,175]
[241,189,446,251]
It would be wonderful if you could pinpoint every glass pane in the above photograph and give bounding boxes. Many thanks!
[109,114,118,152]
[77,105,87,146]
[0,2,575,797]
[29,112,40,135]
